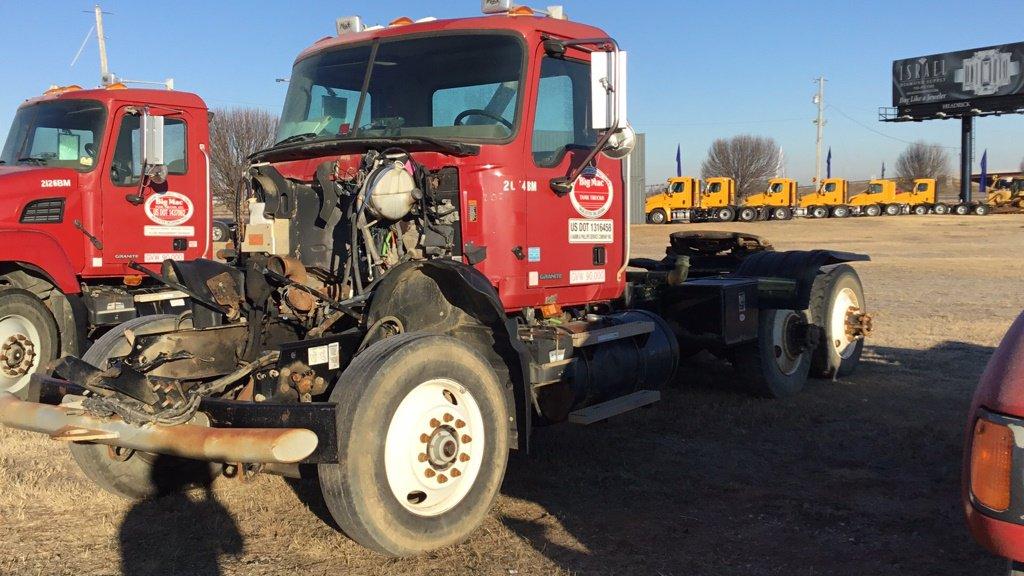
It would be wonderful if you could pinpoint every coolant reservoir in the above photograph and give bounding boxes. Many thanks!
[364,161,417,221]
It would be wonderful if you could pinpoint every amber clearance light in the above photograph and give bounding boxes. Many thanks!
[971,418,1015,512]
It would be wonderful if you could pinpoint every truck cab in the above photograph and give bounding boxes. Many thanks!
[700,177,735,208]
[644,176,700,223]
[846,179,895,216]
[0,85,210,395]
[741,178,796,220]
[797,178,847,218]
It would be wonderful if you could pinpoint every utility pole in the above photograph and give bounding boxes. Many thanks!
[812,76,826,185]
[93,4,111,85]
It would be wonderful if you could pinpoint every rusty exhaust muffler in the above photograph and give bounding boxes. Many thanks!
[0,392,318,464]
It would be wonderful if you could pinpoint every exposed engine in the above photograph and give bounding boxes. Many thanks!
[236,149,461,328]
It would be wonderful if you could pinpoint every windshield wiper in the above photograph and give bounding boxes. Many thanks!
[17,157,48,166]
[273,132,319,146]
[250,135,479,163]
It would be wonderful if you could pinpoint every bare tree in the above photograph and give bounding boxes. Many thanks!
[700,135,781,198]
[895,141,950,185]
[209,108,279,210]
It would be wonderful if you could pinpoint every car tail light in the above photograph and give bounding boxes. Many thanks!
[971,418,1015,511]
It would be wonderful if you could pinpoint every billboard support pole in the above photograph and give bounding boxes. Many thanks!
[960,115,973,204]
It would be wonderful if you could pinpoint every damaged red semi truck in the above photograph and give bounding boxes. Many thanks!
[0,85,212,396]
[0,2,873,557]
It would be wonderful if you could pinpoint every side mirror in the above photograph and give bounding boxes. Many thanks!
[140,111,165,171]
[591,50,628,131]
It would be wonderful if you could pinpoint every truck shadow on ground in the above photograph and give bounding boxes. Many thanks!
[118,455,244,576]
[497,340,998,576]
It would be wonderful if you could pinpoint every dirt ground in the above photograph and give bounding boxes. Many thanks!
[3,214,1024,576]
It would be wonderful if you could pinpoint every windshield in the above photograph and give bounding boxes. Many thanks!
[0,99,106,171]
[278,34,524,144]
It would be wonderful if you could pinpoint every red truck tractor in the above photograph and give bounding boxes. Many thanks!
[0,86,212,396]
[0,2,873,557]
[965,311,1024,572]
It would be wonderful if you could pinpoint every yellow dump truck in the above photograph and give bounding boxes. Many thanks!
[739,178,797,221]
[644,177,701,223]
[796,178,848,218]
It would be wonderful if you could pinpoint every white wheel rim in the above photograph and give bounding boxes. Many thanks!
[0,314,41,393]
[384,378,485,517]
[771,310,803,376]
[830,287,860,359]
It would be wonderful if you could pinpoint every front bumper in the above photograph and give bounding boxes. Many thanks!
[0,375,339,464]
[966,409,1024,562]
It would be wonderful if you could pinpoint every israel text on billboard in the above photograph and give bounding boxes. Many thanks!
[892,42,1024,117]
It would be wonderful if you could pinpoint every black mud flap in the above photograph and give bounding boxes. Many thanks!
[733,249,869,311]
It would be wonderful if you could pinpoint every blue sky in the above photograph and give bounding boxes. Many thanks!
[2,0,1023,184]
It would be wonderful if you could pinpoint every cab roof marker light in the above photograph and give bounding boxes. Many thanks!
[415,17,438,23]
[389,16,414,26]
[336,16,365,35]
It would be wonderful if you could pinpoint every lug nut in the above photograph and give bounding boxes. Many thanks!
[450,468,461,477]
[424,469,436,478]
[461,434,472,443]
[437,474,448,484]
[420,433,430,443]
[455,419,465,429]
[459,453,470,462]
[417,453,428,463]
[443,413,454,423]
[429,418,440,428]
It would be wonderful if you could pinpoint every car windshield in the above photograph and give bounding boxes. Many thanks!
[277,34,524,144]
[0,99,106,172]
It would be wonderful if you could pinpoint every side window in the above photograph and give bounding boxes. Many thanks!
[670,182,683,193]
[110,114,187,186]
[532,57,596,166]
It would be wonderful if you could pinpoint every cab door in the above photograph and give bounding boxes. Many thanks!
[98,106,206,272]
[524,49,625,303]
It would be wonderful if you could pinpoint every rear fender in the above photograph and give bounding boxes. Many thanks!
[364,260,530,451]
[733,249,869,310]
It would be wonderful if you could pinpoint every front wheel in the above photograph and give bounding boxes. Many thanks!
[318,333,510,557]
[0,287,59,398]
[68,314,218,500]
[811,206,829,219]
[648,209,667,224]
[865,204,882,217]
[773,207,792,220]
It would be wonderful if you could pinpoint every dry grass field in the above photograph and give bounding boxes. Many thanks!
[2,214,1024,576]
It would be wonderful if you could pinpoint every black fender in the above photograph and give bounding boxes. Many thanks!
[364,260,530,451]
[733,249,869,310]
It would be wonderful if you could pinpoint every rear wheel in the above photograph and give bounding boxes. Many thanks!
[933,203,950,215]
[648,209,667,224]
[733,309,812,398]
[975,204,991,216]
[913,204,929,215]
[68,314,218,500]
[831,205,850,218]
[884,204,902,216]
[0,288,59,398]
[717,207,736,222]
[318,333,509,557]
[772,207,792,220]
[811,206,828,219]
[808,265,867,379]
[955,204,971,215]
[738,207,757,222]
[865,204,882,217]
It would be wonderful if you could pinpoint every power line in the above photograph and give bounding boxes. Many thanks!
[828,103,959,149]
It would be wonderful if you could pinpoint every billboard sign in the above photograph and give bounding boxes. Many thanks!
[892,42,1024,117]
